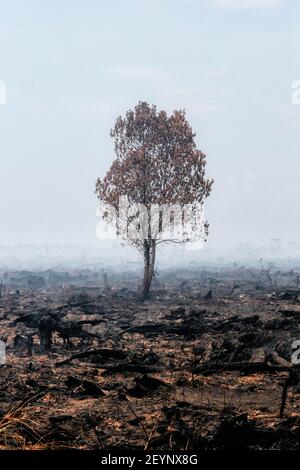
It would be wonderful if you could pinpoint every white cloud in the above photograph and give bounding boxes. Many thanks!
[29,96,121,120]
[192,104,223,115]
[227,168,257,194]
[109,66,166,82]
[205,69,227,78]
[169,86,200,97]
[212,0,284,9]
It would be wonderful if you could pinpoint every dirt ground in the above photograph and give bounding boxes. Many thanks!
[1,264,300,450]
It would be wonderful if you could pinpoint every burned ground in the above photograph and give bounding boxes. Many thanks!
[0,264,300,450]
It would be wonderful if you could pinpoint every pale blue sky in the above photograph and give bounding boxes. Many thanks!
[0,0,299,249]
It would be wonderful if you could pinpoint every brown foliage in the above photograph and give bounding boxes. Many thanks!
[95,101,213,297]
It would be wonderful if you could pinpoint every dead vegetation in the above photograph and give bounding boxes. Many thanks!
[1,264,300,450]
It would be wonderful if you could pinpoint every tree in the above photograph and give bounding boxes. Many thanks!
[95,101,213,298]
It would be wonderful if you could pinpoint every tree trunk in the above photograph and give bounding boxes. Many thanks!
[142,240,156,299]
[39,317,53,353]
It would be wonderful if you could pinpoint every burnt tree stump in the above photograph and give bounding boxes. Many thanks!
[39,316,53,353]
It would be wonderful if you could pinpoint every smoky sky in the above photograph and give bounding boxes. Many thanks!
[0,0,299,251]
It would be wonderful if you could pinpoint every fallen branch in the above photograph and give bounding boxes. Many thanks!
[192,361,291,375]
[55,348,128,366]
[101,364,162,375]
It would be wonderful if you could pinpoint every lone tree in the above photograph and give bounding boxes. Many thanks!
[96,102,213,298]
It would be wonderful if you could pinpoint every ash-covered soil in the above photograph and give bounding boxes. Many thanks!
[1,265,300,450]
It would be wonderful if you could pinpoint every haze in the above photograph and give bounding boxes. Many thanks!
[0,0,299,263]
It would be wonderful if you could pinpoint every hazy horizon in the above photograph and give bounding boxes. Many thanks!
[0,0,299,254]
